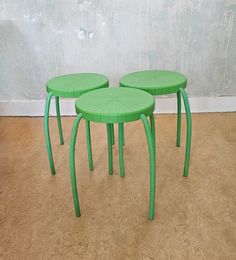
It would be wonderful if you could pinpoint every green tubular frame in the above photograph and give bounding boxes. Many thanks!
[122,123,125,145]
[69,114,83,217]
[140,114,156,220]
[69,117,116,217]
[118,117,153,179]
[111,124,115,145]
[149,114,156,158]
[176,91,181,147]
[179,88,192,177]
[55,96,64,145]
[70,114,156,219]
[44,92,56,175]
[44,92,94,175]
[114,89,191,178]
[118,123,125,177]
[86,121,94,171]
[107,124,113,175]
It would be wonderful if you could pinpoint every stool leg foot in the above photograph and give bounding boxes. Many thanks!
[44,92,56,175]
[180,88,192,177]
[86,121,94,171]
[176,91,181,147]
[111,124,115,145]
[55,96,64,145]
[118,123,125,177]
[70,114,83,217]
[107,124,113,175]
[140,114,156,220]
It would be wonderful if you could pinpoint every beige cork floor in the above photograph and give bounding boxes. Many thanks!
[0,113,236,259]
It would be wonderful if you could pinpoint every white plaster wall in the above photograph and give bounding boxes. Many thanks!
[0,0,235,100]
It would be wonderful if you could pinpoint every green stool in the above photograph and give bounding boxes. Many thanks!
[44,73,109,175]
[70,87,156,220]
[120,70,192,177]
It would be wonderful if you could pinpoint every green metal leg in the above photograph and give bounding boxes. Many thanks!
[117,123,125,146]
[69,114,83,217]
[179,88,192,177]
[111,124,115,145]
[149,114,156,158]
[86,121,94,171]
[118,123,125,177]
[44,92,56,175]
[55,96,64,145]
[107,124,113,175]
[122,123,125,146]
[140,114,156,220]
[176,91,181,147]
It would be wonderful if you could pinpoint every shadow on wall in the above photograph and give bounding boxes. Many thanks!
[0,20,42,99]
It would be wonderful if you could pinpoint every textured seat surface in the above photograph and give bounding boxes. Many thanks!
[46,73,109,98]
[120,70,187,95]
[75,87,155,123]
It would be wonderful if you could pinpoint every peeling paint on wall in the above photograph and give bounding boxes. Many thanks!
[77,0,92,12]
[0,0,235,99]
[23,13,42,24]
[75,28,94,40]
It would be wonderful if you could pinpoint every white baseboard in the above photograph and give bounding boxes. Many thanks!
[154,96,236,113]
[0,96,235,116]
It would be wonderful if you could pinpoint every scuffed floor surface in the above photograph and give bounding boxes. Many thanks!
[0,113,236,259]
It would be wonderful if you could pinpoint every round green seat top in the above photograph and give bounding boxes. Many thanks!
[75,87,155,123]
[120,70,187,95]
[46,73,109,98]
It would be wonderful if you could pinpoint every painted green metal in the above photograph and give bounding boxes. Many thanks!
[122,123,125,146]
[45,73,109,175]
[120,70,192,177]
[150,114,156,158]
[47,73,109,98]
[70,113,83,217]
[55,96,64,145]
[69,114,156,219]
[75,88,155,123]
[179,88,192,177]
[118,123,125,177]
[176,91,181,147]
[107,124,113,175]
[140,114,156,220]
[44,92,55,175]
[120,70,187,95]
[118,123,125,146]
[70,87,156,219]
[111,124,115,145]
[86,121,94,171]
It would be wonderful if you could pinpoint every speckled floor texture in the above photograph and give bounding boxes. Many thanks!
[0,113,236,259]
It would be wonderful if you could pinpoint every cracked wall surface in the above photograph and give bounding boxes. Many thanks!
[0,0,235,99]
